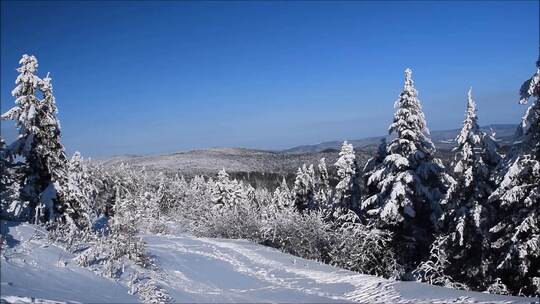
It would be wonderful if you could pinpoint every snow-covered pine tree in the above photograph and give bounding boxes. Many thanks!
[1,55,72,224]
[333,141,360,211]
[0,137,26,219]
[273,177,293,210]
[487,56,540,297]
[38,73,77,223]
[419,88,501,290]
[212,168,245,209]
[66,152,98,226]
[362,138,387,215]
[293,164,315,212]
[361,68,451,269]
[315,158,331,210]
[363,138,387,175]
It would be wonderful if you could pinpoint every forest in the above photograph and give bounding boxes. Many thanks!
[1,54,539,302]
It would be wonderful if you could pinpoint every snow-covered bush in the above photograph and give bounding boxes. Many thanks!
[135,278,172,304]
[328,209,401,279]
[262,207,331,262]
[195,196,264,241]
[413,236,469,290]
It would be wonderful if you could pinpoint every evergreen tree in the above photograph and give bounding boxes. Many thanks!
[361,68,451,269]
[66,152,98,226]
[0,137,26,219]
[420,88,501,290]
[38,72,74,222]
[487,57,540,296]
[333,141,359,211]
[293,164,315,212]
[273,177,293,210]
[1,55,71,224]
[315,158,331,211]
[212,168,245,209]
[363,138,387,175]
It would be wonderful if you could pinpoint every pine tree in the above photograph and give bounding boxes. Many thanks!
[333,141,359,211]
[66,152,98,226]
[212,168,245,209]
[361,68,451,269]
[315,158,331,210]
[273,177,293,210]
[38,72,73,222]
[293,164,315,212]
[0,137,26,219]
[487,56,540,296]
[421,88,501,290]
[1,55,71,224]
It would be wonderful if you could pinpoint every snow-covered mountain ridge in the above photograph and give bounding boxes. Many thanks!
[102,125,515,178]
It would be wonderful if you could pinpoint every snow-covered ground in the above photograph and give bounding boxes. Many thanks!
[1,222,538,304]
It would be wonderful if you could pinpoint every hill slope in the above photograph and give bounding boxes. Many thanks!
[103,125,516,181]
[103,147,372,177]
[1,222,537,303]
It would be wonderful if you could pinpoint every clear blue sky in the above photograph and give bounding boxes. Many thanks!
[1,1,539,157]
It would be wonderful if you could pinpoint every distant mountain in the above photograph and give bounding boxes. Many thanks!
[283,124,517,154]
[103,147,372,178]
[103,124,517,189]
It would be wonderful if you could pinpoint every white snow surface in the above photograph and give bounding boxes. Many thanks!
[2,222,538,304]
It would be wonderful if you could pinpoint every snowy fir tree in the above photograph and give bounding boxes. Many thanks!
[66,152,98,225]
[363,138,387,176]
[1,55,73,224]
[420,88,501,290]
[315,158,331,211]
[361,68,452,269]
[333,141,359,212]
[212,168,246,209]
[293,164,316,212]
[0,137,25,219]
[487,57,540,296]
[273,177,293,210]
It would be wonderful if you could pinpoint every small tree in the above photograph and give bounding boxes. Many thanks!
[66,152,98,226]
[315,158,331,210]
[333,141,359,211]
[212,168,245,209]
[273,177,293,210]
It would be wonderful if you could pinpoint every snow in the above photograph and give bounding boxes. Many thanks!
[2,221,537,304]
[1,222,136,303]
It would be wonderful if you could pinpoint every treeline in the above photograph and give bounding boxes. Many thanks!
[0,54,539,298]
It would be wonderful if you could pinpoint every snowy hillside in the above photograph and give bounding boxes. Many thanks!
[2,222,537,304]
[102,147,372,177]
[101,125,517,179]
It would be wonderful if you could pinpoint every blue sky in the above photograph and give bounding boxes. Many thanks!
[1,1,538,157]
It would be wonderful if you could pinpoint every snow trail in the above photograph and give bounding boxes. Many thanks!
[2,222,537,303]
